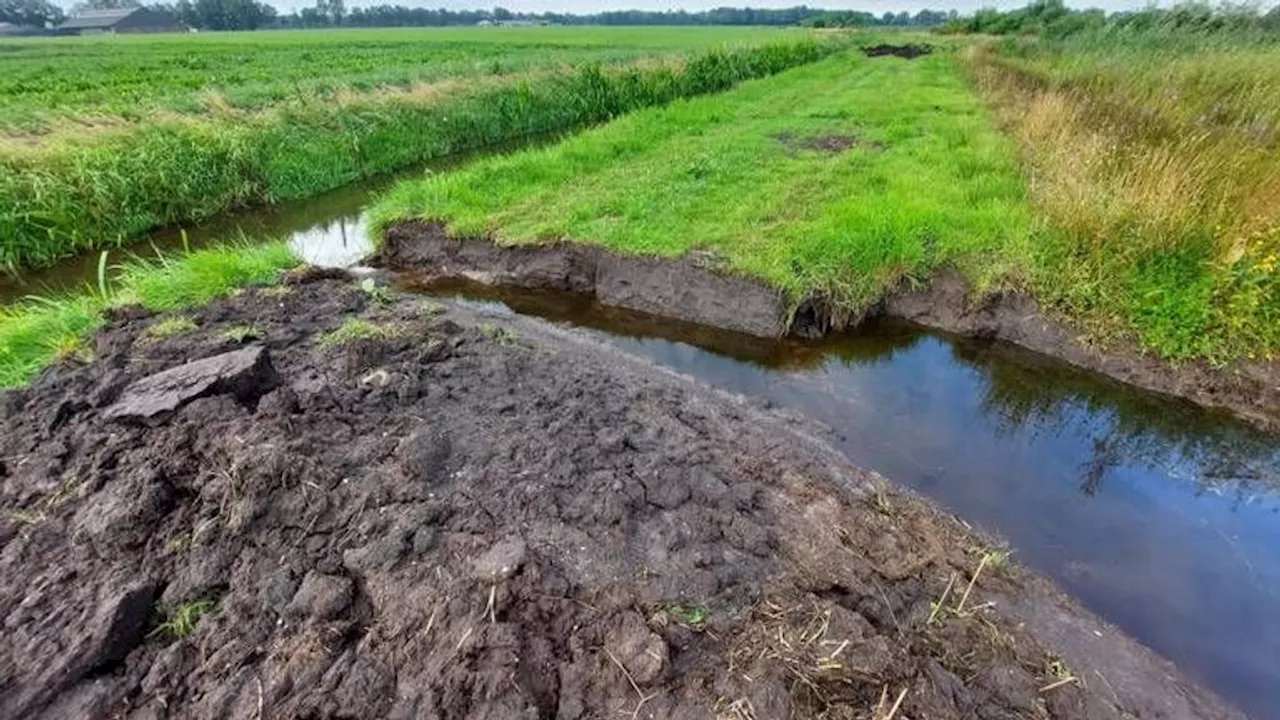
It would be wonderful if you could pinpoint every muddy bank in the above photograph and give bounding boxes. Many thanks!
[378,222,1280,434]
[0,271,1244,719]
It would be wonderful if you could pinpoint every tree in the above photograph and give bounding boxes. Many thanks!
[187,0,272,30]
[0,0,64,26]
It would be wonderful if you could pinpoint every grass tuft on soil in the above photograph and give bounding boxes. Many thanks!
[0,241,298,389]
[317,317,402,348]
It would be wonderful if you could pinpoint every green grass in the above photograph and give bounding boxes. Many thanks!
[149,599,214,640]
[0,27,818,133]
[0,241,298,389]
[0,33,837,272]
[317,317,401,348]
[146,315,198,339]
[371,49,1031,315]
[373,36,1280,365]
[219,323,263,343]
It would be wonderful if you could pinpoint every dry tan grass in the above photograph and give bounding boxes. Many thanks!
[968,43,1280,266]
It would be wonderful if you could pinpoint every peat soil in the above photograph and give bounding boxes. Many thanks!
[0,272,1245,719]
[378,222,1280,435]
[862,44,934,60]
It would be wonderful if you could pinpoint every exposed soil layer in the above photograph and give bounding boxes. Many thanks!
[863,44,934,60]
[774,132,860,154]
[378,222,1280,434]
[0,271,1244,719]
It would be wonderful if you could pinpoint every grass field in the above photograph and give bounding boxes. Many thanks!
[374,33,1280,366]
[0,27,812,135]
[0,27,835,272]
[372,48,1029,312]
[3,22,1278,387]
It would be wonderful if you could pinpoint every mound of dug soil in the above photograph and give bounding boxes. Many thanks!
[0,273,1241,719]
[863,44,934,60]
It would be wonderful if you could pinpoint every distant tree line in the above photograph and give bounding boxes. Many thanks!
[0,0,63,27]
[269,4,955,30]
[942,0,1280,39]
[0,0,961,34]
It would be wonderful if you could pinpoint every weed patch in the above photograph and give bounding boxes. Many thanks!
[147,316,198,339]
[150,599,214,640]
[318,318,400,348]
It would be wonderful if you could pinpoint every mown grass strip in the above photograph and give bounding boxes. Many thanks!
[371,49,1032,315]
[0,38,835,273]
[0,242,298,389]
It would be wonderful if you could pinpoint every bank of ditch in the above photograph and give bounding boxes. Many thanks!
[0,271,1246,720]
[368,47,1280,431]
[0,38,833,272]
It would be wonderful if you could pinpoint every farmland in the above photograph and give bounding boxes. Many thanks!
[2,17,1280,720]
[375,28,1280,370]
[371,49,1030,311]
[0,27,833,271]
[0,27,814,134]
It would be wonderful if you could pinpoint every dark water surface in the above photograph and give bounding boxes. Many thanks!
[5,155,1279,718]
[414,281,1280,720]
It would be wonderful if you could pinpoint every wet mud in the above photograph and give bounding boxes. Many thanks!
[378,222,1280,434]
[0,272,1245,719]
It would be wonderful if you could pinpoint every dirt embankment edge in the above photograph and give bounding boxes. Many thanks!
[0,273,1247,719]
[378,220,1280,434]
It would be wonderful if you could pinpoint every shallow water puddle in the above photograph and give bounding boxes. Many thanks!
[415,280,1280,720]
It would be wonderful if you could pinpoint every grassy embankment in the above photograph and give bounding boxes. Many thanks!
[0,243,298,389]
[962,31,1280,363]
[371,49,1032,317]
[375,34,1280,367]
[0,28,833,271]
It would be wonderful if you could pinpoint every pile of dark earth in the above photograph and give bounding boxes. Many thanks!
[0,270,1243,720]
[862,44,934,60]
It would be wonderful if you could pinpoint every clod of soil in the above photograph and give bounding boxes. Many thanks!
[864,43,934,60]
[0,272,1243,719]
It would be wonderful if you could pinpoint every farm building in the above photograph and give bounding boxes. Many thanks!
[55,8,183,35]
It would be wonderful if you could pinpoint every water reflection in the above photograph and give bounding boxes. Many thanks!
[425,281,1280,719]
[0,134,564,305]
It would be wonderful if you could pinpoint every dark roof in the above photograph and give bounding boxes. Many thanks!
[57,8,143,30]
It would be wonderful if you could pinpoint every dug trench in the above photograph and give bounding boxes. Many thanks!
[0,271,1247,719]
[378,220,1280,435]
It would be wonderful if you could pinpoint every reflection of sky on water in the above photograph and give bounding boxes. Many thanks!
[289,214,372,268]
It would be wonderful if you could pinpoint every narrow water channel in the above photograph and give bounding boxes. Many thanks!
[0,135,561,304]
[408,282,1280,720]
[5,158,1279,718]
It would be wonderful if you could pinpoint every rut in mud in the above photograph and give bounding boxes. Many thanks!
[0,272,1241,719]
